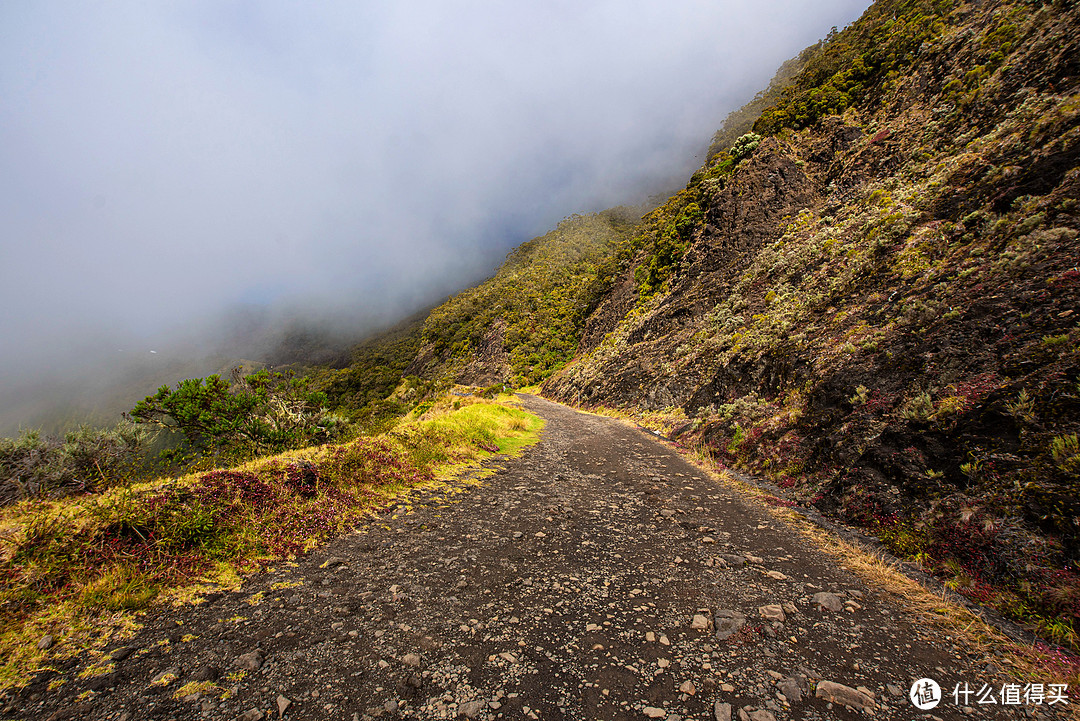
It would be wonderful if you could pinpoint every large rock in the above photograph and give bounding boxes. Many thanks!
[811,592,843,612]
[777,676,807,703]
[714,610,746,641]
[691,614,712,631]
[758,604,785,623]
[815,680,874,710]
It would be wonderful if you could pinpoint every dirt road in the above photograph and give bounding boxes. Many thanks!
[8,395,1060,720]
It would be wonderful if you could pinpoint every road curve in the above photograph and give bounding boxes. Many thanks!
[8,395,1048,720]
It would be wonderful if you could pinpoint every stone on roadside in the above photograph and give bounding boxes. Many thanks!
[679,680,696,695]
[36,635,54,650]
[777,678,803,703]
[151,667,180,686]
[691,614,711,631]
[758,604,785,623]
[237,710,264,721]
[714,702,732,721]
[811,592,843,612]
[720,554,746,567]
[459,700,484,718]
[109,645,135,661]
[747,711,776,721]
[643,707,667,718]
[815,680,874,710]
[715,612,745,640]
[191,665,221,682]
[401,653,421,667]
[277,695,291,716]
[235,651,264,671]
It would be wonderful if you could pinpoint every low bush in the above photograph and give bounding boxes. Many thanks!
[0,422,147,504]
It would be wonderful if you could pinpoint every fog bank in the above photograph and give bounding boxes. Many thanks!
[0,1,871,433]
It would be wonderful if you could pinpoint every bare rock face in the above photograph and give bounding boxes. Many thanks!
[577,272,639,354]
[543,138,819,412]
[456,319,511,386]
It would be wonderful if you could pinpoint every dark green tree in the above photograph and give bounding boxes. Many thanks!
[129,368,344,457]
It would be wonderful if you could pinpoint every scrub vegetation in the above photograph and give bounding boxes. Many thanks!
[2,0,1078,693]
[0,395,541,688]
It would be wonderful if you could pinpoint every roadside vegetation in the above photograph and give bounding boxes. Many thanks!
[0,393,542,690]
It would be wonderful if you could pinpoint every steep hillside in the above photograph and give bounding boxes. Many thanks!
[544,0,1080,644]
[308,313,428,431]
[407,209,638,387]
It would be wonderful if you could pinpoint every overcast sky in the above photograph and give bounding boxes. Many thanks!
[0,0,870,404]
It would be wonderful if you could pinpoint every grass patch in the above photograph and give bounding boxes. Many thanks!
[0,395,542,691]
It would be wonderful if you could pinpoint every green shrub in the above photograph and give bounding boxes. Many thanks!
[901,392,935,422]
[129,367,346,459]
[730,132,762,161]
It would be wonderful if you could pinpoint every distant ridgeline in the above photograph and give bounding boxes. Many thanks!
[331,0,1080,649]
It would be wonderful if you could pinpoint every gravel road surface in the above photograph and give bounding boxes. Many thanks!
[8,395,1060,721]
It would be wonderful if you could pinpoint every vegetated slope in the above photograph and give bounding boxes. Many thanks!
[406,209,638,387]
[309,313,429,431]
[543,0,1080,647]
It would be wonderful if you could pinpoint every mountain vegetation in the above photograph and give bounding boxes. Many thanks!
[407,209,638,387]
[0,395,541,687]
[128,368,348,460]
[2,0,1078,684]
[542,0,1080,650]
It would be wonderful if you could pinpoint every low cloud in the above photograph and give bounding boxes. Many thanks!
[0,0,869,431]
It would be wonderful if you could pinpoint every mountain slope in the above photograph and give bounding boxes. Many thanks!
[541,0,1080,645]
[406,209,638,387]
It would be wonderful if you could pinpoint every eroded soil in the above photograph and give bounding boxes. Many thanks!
[5,396,1064,721]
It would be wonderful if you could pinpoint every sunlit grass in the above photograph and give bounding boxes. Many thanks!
[0,395,542,691]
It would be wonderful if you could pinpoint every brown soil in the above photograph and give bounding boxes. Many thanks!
[5,396,1064,721]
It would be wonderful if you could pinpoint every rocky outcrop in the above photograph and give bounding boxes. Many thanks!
[543,0,1080,642]
[455,319,511,387]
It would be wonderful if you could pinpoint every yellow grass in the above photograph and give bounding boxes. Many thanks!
[0,395,543,691]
